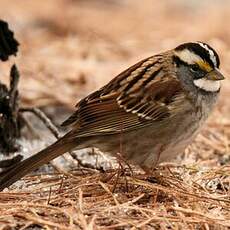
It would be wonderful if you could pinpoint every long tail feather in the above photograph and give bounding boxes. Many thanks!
[0,136,77,191]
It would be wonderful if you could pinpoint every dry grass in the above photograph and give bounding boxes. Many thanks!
[0,163,230,229]
[0,0,230,229]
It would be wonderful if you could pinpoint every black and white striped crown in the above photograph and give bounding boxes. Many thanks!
[175,42,220,68]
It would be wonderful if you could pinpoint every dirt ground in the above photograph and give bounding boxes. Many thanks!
[0,0,230,229]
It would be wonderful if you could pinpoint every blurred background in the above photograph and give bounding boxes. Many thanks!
[0,0,229,118]
[0,2,229,228]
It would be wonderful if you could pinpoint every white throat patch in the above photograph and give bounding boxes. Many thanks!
[193,78,221,92]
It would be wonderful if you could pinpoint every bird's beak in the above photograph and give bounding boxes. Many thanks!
[205,69,225,81]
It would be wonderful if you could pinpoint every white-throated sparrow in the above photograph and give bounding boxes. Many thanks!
[0,42,225,190]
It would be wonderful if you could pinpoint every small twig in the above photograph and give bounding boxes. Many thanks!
[19,107,60,139]
[9,64,19,110]
[70,151,104,172]
[50,162,73,176]
[47,186,52,205]
[112,167,121,193]
[19,115,41,139]
[57,176,65,194]
[99,181,120,205]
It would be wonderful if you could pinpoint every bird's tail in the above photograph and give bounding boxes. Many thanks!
[0,135,77,191]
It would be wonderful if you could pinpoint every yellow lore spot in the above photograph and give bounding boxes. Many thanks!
[196,60,212,72]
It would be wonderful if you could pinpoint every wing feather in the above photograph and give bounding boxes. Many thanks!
[61,54,184,137]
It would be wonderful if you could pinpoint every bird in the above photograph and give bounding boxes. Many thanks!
[0,42,225,191]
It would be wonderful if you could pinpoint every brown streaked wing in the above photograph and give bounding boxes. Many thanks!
[118,75,183,120]
[71,93,154,137]
[71,79,183,138]
[61,54,183,137]
[61,55,161,127]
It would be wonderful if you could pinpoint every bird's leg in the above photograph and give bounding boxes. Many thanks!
[150,144,166,171]
[138,145,165,182]
[115,152,133,176]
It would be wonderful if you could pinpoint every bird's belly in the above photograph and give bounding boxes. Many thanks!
[127,127,198,168]
[87,111,205,169]
[139,115,203,168]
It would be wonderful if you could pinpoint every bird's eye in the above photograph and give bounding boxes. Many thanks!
[190,64,200,72]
